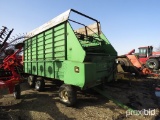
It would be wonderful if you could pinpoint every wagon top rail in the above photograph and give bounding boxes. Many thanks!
[27,9,101,38]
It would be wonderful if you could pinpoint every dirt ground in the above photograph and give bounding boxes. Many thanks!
[0,78,160,120]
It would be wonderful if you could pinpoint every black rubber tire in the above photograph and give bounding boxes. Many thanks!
[118,58,130,71]
[28,75,35,88]
[35,77,45,91]
[59,84,77,107]
[13,84,21,99]
[146,59,159,70]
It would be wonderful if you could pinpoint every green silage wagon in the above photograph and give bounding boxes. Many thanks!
[24,9,117,106]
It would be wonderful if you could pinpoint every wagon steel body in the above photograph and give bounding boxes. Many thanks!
[24,9,117,90]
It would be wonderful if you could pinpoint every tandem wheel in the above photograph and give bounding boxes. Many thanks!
[28,75,36,88]
[35,77,45,91]
[59,84,77,107]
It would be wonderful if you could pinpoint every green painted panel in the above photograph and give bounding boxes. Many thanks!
[37,38,43,42]
[45,44,53,48]
[37,51,44,54]
[63,61,85,88]
[100,33,117,55]
[24,23,65,78]
[32,44,36,48]
[45,29,52,35]
[54,62,64,80]
[27,63,32,74]
[67,22,85,62]
[44,49,52,53]
[32,62,37,75]
[31,55,36,58]
[37,62,44,76]
[31,47,36,50]
[54,35,64,41]
[37,47,44,51]
[45,53,53,58]
[37,40,43,44]
[54,24,64,31]
[54,33,64,38]
[38,33,43,38]
[54,29,64,36]
[37,55,44,59]
[32,56,36,59]
[54,41,64,47]
[24,41,28,49]
[32,48,37,54]
[24,62,28,73]
[45,34,52,39]
[54,52,64,57]
[32,38,36,42]
[45,39,52,44]
[32,40,36,44]
[45,62,54,78]
[54,46,65,52]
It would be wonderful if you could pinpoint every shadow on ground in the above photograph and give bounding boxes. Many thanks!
[0,78,160,120]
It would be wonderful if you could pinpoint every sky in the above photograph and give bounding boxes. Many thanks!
[1,0,160,55]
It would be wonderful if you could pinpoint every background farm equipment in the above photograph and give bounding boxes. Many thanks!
[128,46,160,70]
[0,26,28,98]
[117,55,151,77]
[117,48,160,80]
[0,45,23,98]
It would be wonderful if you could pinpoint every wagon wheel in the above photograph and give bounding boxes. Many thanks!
[59,84,77,106]
[35,77,45,91]
[28,75,36,88]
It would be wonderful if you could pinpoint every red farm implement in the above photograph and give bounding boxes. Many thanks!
[117,48,160,80]
[0,26,27,98]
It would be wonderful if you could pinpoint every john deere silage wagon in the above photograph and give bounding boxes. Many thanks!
[24,9,117,106]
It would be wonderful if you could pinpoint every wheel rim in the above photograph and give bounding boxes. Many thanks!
[35,81,40,89]
[60,90,69,102]
[148,61,156,68]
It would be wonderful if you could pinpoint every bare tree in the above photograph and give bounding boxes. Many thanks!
[155,44,160,51]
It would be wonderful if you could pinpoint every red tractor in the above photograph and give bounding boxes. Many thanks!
[129,46,160,70]
[138,46,160,70]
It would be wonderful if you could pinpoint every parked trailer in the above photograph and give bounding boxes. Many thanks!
[24,9,117,106]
